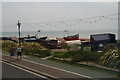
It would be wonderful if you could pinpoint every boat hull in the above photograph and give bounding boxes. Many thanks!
[63,37,79,41]
[39,36,47,40]
[63,34,79,41]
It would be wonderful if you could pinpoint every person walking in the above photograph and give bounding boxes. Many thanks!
[17,46,22,59]
[9,46,15,58]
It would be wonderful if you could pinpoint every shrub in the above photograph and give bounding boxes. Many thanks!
[30,49,51,57]
[103,43,117,52]
[52,52,64,58]
[71,54,84,62]
[98,50,120,70]
[53,50,103,62]
[61,45,71,50]
[2,41,17,52]
[39,50,51,57]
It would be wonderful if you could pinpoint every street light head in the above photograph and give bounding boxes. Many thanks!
[18,20,21,23]
[17,20,21,27]
[38,29,41,32]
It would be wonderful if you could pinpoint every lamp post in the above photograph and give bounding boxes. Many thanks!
[17,20,21,46]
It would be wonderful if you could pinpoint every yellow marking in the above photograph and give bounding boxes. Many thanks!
[2,54,95,79]
[2,61,47,79]
[2,59,56,79]
[23,59,93,79]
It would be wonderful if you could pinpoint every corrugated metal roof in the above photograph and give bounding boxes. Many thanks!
[92,34,110,41]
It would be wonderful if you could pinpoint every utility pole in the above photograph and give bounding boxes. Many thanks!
[17,20,21,46]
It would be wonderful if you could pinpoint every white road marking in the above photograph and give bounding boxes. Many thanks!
[23,59,94,79]
[2,60,47,79]
[2,59,57,79]
[2,54,97,80]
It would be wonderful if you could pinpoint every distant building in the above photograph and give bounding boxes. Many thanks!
[80,33,117,52]
[90,33,117,51]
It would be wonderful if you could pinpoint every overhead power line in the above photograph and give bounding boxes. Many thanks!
[4,13,119,28]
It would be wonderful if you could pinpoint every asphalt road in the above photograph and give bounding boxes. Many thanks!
[1,62,47,80]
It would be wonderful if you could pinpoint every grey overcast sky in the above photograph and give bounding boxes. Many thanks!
[2,2,118,32]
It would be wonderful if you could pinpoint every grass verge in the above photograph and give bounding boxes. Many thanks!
[48,58,120,77]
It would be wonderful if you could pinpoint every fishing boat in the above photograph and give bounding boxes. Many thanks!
[23,35,37,42]
[63,34,79,41]
[39,36,47,40]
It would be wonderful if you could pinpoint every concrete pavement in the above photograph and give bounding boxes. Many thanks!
[23,55,119,78]
[2,62,43,78]
[1,51,120,80]
[2,55,94,79]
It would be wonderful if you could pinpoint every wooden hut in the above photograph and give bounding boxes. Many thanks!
[90,33,116,51]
